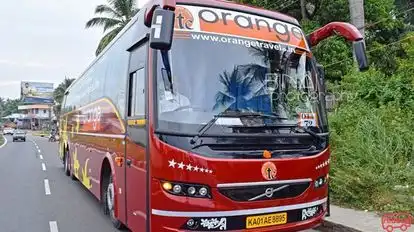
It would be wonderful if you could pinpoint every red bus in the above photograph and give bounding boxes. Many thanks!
[59,0,368,231]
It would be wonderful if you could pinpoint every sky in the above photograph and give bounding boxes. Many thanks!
[0,0,149,99]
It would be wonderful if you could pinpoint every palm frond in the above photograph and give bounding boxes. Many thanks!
[103,18,122,32]
[95,26,123,56]
[109,0,136,20]
[85,17,122,29]
[95,4,123,19]
[213,92,234,110]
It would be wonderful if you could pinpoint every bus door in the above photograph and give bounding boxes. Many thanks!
[125,41,148,231]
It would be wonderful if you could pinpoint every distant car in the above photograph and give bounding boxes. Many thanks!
[2,128,14,135]
[12,130,26,142]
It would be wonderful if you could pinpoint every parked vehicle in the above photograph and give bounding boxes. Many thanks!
[2,127,14,135]
[12,130,26,142]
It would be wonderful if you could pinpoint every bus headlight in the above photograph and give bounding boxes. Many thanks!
[199,187,208,196]
[173,184,182,194]
[314,175,328,188]
[161,181,211,199]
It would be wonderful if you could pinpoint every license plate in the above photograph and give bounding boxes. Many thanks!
[246,212,287,229]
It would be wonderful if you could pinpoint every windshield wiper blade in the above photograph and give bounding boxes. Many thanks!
[232,112,286,120]
[190,111,288,148]
[295,126,328,141]
[190,112,228,147]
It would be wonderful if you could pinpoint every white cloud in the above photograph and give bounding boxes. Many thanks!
[0,81,21,87]
[138,0,150,8]
[0,0,106,99]
[0,59,17,66]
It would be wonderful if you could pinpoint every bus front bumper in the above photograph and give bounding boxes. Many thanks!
[150,200,327,231]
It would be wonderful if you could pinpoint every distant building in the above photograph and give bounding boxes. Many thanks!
[17,104,55,130]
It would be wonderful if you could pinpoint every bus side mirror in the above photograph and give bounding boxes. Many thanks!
[149,8,175,50]
[353,40,369,72]
[316,64,326,93]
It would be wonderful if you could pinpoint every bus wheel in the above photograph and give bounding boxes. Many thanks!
[64,150,70,176]
[69,151,77,181]
[103,172,125,230]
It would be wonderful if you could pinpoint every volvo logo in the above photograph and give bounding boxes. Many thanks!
[264,188,275,198]
[248,185,290,201]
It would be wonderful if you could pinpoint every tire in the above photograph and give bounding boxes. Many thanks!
[12,139,15,142]
[23,139,26,142]
[68,150,77,181]
[64,150,70,176]
[102,172,125,230]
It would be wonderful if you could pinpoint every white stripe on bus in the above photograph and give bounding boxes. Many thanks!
[152,198,327,217]
[70,132,125,139]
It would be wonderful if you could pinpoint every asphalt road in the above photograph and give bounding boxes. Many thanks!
[0,134,320,232]
[0,134,119,232]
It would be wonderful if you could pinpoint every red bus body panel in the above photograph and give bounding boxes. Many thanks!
[62,98,128,224]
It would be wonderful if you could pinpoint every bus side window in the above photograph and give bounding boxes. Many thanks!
[128,68,145,117]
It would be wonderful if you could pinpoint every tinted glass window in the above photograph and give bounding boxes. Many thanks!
[156,36,324,134]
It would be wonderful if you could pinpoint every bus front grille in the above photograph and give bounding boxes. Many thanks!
[218,181,310,202]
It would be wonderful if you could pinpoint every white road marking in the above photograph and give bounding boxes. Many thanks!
[49,221,59,232]
[38,149,41,153]
[42,163,46,171]
[44,179,51,195]
[39,155,44,160]
[0,135,7,149]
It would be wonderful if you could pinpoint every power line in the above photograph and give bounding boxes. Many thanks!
[320,4,414,68]
[357,6,414,31]
[276,0,300,12]
[325,35,414,68]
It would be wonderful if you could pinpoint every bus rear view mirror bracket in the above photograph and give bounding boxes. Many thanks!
[149,8,175,50]
[353,40,369,72]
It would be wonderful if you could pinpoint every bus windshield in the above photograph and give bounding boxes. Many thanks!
[156,36,326,135]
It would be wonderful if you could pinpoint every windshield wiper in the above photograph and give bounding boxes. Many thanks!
[190,111,229,147]
[190,111,284,147]
[231,111,286,120]
[295,126,328,141]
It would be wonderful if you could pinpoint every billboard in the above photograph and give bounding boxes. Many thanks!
[21,82,54,104]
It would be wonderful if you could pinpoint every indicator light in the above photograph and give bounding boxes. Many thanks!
[162,182,172,191]
[263,150,272,159]
[314,176,327,188]
[173,185,182,193]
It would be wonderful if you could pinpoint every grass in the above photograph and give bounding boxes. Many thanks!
[0,135,4,147]
[328,100,414,213]
[32,130,49,137]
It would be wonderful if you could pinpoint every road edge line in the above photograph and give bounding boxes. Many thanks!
[0,135,8,149]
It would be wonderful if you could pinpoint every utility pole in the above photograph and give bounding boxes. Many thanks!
[301,0,308,21]
[349,0,365,36]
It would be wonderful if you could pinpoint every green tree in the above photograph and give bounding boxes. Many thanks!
[53,78,75,116]
[0,99,20,118]
[86,0,139,56]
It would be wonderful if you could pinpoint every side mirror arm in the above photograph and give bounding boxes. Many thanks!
[307,22,369,71]
[307,22,363,47]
